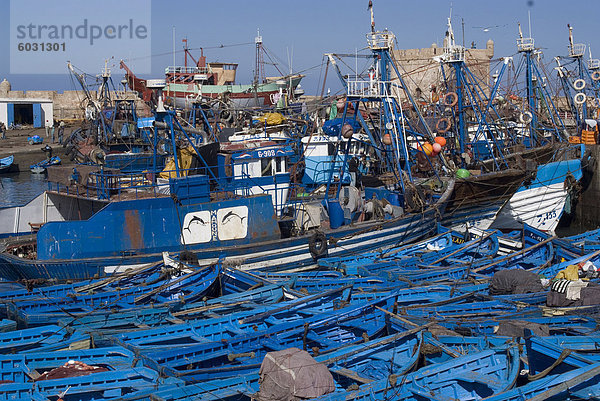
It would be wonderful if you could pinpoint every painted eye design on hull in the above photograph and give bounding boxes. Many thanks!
[184,216,208,232]
[222,211,247,225]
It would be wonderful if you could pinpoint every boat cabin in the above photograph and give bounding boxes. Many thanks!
[301,132,372,187]
[218,141,293,216]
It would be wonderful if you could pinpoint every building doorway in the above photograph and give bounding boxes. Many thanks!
[14,103,33,125]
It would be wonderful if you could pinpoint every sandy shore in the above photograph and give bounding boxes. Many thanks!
[0,126,77,172]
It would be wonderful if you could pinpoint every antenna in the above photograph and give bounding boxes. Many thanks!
[528,10,532,38]
[518,23,523,40]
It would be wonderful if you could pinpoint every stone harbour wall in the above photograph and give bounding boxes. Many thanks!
[0,89,149,121]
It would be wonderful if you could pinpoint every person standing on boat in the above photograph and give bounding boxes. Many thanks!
[349,156,360,187]
[0,122,5,139]
[41,144,53,161]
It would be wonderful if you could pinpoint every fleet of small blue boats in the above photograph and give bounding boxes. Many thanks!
[0,224,598,400]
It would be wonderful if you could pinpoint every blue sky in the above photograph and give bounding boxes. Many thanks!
[1,0,599,96]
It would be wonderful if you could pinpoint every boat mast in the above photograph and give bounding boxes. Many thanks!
[445,15,466,159]
[568,24,587,124]
[518,21,538,145]
[254,29,265,85]
[98,58,112,108]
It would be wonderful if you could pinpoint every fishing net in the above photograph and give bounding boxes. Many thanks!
[256,347,334,401]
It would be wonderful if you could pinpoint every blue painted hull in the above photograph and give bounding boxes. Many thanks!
[0,155,14,173]
[0,207,439,281]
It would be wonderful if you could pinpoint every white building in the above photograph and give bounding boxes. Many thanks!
[0,98,53,128]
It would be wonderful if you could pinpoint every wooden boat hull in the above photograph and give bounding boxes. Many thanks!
[442,169,526,232]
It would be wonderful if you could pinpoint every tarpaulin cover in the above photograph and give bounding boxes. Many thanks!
[322,118,362,136]
[159,146,196,179]
[256,347,334,401]
[554,265,580,281]
[257,113,285,126]
[489,269,544,295]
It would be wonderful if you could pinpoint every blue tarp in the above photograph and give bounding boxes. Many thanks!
[322,118,362,136]
[137,117,156,129]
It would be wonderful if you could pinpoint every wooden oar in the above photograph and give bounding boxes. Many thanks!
[471,235,557,273]
[322,320,435,365]
[528,363,600,401]
[375,306,462,358]
[428,230,495,266]
[533,249,600,273]
[75,260,164,293]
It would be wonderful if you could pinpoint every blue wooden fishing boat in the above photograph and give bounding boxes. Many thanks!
[0,366,182,401]
[311,345,520,401]
[0,324,89,353]
[525,334,600,376]
[29,156,61,174]
[147,331,424,401]
[0,155,14,173]
[484,363,600,401]
[6,264,220,326]
[135,292,404,382]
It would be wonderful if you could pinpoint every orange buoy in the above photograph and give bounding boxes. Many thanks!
[434,136,447,147]
[382,133,392,145]
[422,143,433,156]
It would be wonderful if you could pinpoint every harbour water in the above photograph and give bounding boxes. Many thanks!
[0,173,47,207]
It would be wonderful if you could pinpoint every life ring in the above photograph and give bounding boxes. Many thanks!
[519,111,533,125]
[308,231,328,260]
[444,92,458,107]
[592,71,600,81]
[436,117,451,133]
[573,79,586,90]
[574,92,587,105]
